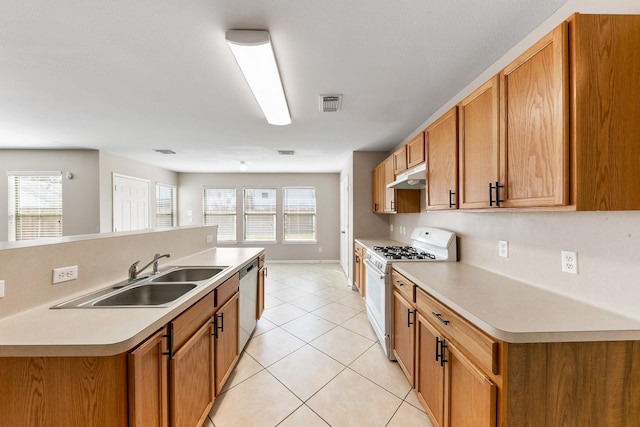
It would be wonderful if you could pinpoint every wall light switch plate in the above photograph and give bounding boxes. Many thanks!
[561,251,578,274]
[498,240,509,258]
[0,280,4,298]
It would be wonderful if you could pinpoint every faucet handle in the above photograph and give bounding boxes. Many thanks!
[129,260,141,280]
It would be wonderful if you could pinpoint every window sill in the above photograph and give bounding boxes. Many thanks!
[283,240,318,244]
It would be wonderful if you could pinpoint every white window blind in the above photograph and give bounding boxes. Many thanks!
[243,188,276,241]
[8,172,63,241]
[284,187,316,241]
[204,188,236,241]
[156,183,176,229]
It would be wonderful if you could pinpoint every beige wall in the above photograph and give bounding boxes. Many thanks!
[98,151,179,233]
[0,150,101,241]
[0,226,217,319]
[387,0,640,321]
[178,172,340,261]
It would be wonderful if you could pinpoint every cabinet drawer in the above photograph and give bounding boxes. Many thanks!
[416,287,499,375]
[216,273,239,308]
[171,290,215,352]
[391,269,415,304]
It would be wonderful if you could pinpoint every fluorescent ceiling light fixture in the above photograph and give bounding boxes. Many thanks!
[226,30,291,126]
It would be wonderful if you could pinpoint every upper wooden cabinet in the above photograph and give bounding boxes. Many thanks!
[457,14,640,211]
[500,23,569,208]
[371,156,421,214]
[426,107,459,210]
[393,145,408,175]
[371,162,385,213]
[407,133,426,168]
[570,14,640,210]
[458,76,500,209]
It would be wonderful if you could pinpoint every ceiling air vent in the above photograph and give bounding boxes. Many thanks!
[153,149,176,155]
[319,94,343,113]
[278,150,295,156]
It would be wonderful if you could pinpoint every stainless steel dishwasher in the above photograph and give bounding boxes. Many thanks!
[239,258,258,350]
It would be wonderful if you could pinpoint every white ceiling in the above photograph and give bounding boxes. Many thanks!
[0,0,567,173]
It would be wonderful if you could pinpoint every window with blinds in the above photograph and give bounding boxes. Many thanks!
[8,172,63,241]
[284,187,316,242]
[156,183,176,229]
[204,188,237,242]
[243,188,276,241]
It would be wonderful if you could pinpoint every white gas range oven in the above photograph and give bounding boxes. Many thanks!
[363,227,457,359]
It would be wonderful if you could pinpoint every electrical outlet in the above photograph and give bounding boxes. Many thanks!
[52,266,78,284]
[0,280,4,298]
[390,224,394,232]
[206,234,213,243]
[319,247,323,253]
[561,251,578,274]
[498,240,509,258]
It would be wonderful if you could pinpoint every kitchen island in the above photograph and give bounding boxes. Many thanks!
[0,246,264,427]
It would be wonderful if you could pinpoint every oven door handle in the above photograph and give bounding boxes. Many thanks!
[364,258,386,279]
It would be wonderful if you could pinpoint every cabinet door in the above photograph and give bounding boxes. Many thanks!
[501,23,569,208]
[215,292,240,394]
[392,289,415,385]
[128,327,169,427]
[407,132,426,168]
[383,156,396,213]
[353,248,362,294]
[416,313,445,427]
[393,145,408,174]
[426,107,459,210]
[446,342,497,427]
[170,320,215,427]
[371,163,384,213]
[458,76,500,209]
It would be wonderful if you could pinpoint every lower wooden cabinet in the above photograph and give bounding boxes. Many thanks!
[128,327,169,427]
[416,312,445,427]
[214,292,240,394]
[392,288,415,385]
[170,320,215,427]
[353,242,366,297]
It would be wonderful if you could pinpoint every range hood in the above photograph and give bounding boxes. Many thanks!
[386,163,426,189]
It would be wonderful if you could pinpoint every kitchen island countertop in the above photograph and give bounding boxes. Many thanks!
[0,247,263,357]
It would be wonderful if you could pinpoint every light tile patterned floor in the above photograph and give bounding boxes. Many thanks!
[205,263,434,427]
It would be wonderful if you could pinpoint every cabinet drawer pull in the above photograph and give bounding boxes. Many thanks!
[431,311,450,325]
[162,324,173,358]
[407,309,414,327]
[448,190,456,208]
[396,280,403,286]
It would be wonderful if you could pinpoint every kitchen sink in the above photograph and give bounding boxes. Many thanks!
[92,283,197,307]
[151,267,227,283]
[52,265,229,309]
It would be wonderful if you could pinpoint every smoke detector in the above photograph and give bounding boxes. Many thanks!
[318,94,342,112]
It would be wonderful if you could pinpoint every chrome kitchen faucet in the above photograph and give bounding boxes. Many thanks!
[128,253,171,280]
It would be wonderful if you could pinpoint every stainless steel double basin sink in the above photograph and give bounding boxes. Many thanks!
[52,266,229,309]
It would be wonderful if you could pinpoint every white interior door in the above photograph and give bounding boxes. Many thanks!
[340,174,349,278]
[113,174,150,232]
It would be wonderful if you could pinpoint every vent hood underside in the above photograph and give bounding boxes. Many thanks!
[386,163,426,189]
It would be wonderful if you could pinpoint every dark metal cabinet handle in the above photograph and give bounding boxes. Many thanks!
[212,313,224,338]
[407,309,414,327]
[163,324,174,358]
[374,203,379,212]
[489,181,504,206]
[431,311,450,326]
[439,340,448,366]
[435,337,442,362]
[395,280,403,286]
[449,190,456,208]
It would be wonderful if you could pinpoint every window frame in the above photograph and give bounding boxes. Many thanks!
[155,183,177,229]
[242,188,277,243]
[203,187,237,242]
[7,171,63,241]
[283,186,317,243]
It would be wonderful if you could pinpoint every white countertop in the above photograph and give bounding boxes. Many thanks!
[393,262,640,343]
[0,247,263,357]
